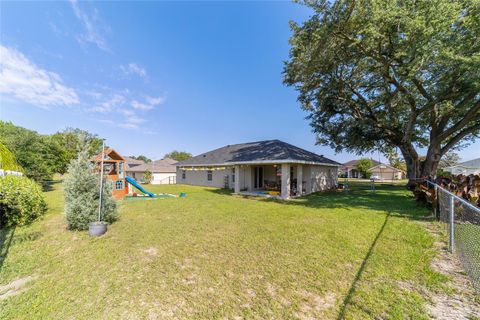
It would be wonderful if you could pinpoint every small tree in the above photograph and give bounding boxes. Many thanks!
[64,143,117,230]
[356,158,373,179]
[143,170,153,183]
[438,152,461,169]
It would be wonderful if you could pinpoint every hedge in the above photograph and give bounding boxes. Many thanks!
[0,175,47,227]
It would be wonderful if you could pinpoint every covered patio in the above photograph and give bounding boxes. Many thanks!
[233,163,308,199]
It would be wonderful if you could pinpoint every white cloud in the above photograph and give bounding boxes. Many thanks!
[0,45,79,107]
[120,63,147,79]
[145,95,166,106]
[131,100,153,110]
[131,95,166,110]
[88,93,126,113]
[69,0,109,52]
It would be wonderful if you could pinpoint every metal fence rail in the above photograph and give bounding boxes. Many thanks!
[426,180,480,291]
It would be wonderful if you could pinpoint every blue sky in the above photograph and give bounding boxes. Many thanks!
[0,1,478,162]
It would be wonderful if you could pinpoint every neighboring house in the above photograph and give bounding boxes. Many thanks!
[175,139,340,199]
[124,156,145,171]
[340,159,381,178]
[445,158,480,175]
[91,148,128,199]
[369,164,405,180]
[340,159,405,180]
[127,158,177,184]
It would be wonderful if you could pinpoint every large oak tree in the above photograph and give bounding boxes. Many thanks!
[284,0,479,185]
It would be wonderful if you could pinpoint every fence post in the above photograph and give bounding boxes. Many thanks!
[433,184,438,219]
[449,194,455,253]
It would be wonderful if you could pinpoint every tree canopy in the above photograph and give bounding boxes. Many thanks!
[0,122,103,181]
[438,151,461,169]
[284,0,480,184]
[129,155,152,163]
[164,150,192,162]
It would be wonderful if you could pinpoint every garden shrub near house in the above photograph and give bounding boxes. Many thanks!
[64,147,117,230]
[0,175,47,227]
[143,169,153,183]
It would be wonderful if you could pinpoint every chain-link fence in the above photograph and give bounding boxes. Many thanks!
[426,180,480,291]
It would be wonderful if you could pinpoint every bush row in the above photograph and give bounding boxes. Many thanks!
[0,175,47,227]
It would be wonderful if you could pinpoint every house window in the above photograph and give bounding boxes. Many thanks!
[232,168,235,183]
[182,170,186,179]
[115,180,124,190]
[207,170,213,181]
[118,162,124,178]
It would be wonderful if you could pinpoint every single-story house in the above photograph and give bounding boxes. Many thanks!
[127,158,177,184]
[369,163,405,180]
[340,159,405,180]
[175,139,340,199]
[340,159,381,178]
[445,158,480,176]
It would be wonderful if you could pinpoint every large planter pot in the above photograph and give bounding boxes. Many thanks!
[88,221,107,237]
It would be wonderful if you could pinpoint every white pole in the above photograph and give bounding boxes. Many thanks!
[449,194,455,253]
[97,140,105,222]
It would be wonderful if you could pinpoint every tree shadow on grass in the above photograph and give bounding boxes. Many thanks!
[206,184,431,220]
[0,227,16,273]
[336,213,390,319]
[41,180,61,192]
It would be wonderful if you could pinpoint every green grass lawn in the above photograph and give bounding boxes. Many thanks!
[0,181,448,319]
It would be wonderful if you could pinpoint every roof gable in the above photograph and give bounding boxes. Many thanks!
[342,159,381,167]
[92,148,125,162]
[176,140,340,166]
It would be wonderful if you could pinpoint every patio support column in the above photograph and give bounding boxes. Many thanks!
[281,163,290,200]
[234,165,240,194]
[297,165,303,196]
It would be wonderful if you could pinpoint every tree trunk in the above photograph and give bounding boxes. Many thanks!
[400,145,420,189]
[421,141,442,179]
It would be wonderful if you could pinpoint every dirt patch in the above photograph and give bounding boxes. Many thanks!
[294,290,336,319]
[423,223,480,319]
[0,276,36,300]
[143,247,158,257]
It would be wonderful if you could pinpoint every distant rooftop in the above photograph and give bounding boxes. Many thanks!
[456,158,480,168]
[128,158,177,173]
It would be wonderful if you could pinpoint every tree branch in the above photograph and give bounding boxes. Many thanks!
[441,121,480,154]
[438,99,480,141]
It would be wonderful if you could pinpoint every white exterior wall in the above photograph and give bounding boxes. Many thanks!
[152,173,176,184]
[177,168,229,188]
[446,166,480,176]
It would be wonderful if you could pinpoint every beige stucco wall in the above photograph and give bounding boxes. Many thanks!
[370,167,404,180]
[304,165,338,193]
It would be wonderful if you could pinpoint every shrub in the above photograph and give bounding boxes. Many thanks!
[356,158,373,179]
[143,170,153,183]
[0,175,47,227]
[64,146,117,230]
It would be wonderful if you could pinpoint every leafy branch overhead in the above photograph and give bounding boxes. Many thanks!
[284,0,480,182]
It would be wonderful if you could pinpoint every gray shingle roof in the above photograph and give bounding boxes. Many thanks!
[128,158,177,173]
[457,158,480,168]
[341,159,382,168]
[176,140,340,166]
